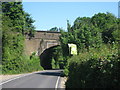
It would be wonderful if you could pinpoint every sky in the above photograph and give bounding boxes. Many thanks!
[22,2,119,31]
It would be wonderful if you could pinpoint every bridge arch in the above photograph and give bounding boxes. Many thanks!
[24,31,61,69]
[37,39,60,56]
[39,45,60,70]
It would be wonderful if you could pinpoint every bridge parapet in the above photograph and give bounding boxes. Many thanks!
[26,31,61,40]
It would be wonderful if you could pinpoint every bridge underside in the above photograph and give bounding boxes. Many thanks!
[39,45,60,70]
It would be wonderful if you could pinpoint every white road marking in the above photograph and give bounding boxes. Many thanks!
[55,76,60,90]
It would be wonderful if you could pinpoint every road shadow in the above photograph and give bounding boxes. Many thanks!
[35,70,64,77]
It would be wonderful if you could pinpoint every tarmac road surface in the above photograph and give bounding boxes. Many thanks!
[1,70,63,89]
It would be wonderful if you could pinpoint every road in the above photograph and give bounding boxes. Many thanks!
[1,70,63,89]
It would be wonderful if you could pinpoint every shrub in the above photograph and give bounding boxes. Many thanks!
[65,44,120,88]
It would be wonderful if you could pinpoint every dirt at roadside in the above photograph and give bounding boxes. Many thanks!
[0,74,23,82]
[60,77,67,88]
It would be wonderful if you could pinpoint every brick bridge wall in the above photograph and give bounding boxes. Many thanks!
[24,31,61,56]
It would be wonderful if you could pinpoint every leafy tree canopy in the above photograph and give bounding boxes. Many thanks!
[60,12,119,55]
[2,2,35,37]
[49,27,63,32]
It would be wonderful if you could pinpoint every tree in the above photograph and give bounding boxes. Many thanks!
[2,2,37,74]
[2,16,25,73]
[91,12,118,43]
[2,2,24,33]
[24,12,35,37]
[60,16,102,53]
[2,2,35,36]
[49,27,62,32]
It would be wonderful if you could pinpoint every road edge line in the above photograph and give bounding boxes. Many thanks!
[55,76,60,90]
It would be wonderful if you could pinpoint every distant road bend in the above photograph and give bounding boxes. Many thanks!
[1,70,63,89]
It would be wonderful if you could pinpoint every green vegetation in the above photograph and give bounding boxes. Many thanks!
[49,27,63,32]
[2,2,43,74]
[40,46,64,70]
[65,44,119,88]
[51,46,65,69]
[59,12,120,88]
[49,27,59,32]
[1,2,120,88]
[2,2,35,36]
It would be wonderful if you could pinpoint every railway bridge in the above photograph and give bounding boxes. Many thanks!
[25,30,61,56]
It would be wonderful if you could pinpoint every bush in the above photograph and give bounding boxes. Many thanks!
[65,44,120,88]
[28,53,43,72]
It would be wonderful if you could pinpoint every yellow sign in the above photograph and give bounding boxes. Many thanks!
[68,44,77,55]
